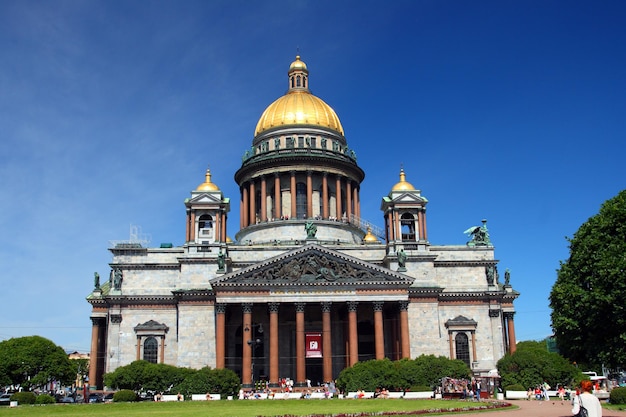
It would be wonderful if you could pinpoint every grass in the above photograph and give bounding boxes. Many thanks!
[0,399,514,417]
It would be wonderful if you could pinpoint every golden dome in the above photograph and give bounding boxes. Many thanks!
[289,55,308,72]
[255,92,344,136]
[363,227,379,243]
[391,168,416,192]
[254,56,344,136]
[196,168,220,192]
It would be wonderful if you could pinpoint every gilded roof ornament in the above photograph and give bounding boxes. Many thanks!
[196,167,220,192]
[391,168,416,192]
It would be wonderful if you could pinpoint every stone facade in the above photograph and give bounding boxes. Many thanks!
[87,56,519,390]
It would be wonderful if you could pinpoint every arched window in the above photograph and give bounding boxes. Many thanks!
[296,182,307,219]
[401,213,416,241]
[296,75,302,87]
[143,337,158,364]
[198,214,214,239]
[455,333,470,367]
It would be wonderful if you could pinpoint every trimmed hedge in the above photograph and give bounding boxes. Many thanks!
[504,384,525,392]
[35,394,56,404]
[113,389,139,402]
[10,391,36,404]
[610,387,626,405]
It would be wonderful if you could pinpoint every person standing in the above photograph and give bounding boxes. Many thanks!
[572,380,602,417]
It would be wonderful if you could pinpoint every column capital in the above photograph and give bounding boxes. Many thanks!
[295,302,306,313]
[216,303,226,314]
[242,303,253,314]
[503,311,516,319]
[321,302,332,313]
[268,302,280,313]
[398,300,409,311]
[347,301,358,312]
[373,301,384,312]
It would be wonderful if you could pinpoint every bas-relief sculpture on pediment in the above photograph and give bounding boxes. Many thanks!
[214,246,412,287]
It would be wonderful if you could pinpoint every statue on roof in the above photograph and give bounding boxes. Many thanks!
[305,220,317,239]
[94,272,100,289]
[217,249,226,271]
[504,268,511,286]
[464,219,492,247]
[113,268,123,290]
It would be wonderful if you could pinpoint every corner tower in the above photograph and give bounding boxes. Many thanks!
[234,56,366,244]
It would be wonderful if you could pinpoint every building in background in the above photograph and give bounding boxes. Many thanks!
[87,56,519,389]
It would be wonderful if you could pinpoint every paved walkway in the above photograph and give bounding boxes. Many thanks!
[452,399,626,417]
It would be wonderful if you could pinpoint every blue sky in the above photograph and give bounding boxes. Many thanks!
[1,0,624,354]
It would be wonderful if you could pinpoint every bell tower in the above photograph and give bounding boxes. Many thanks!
[184,168,230,246]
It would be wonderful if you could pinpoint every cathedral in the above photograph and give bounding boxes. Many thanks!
[87,56,519,390]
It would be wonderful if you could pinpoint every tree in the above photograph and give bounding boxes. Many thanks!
[550,190,626,369]
[0,336,74,390]
[497,340,580,389]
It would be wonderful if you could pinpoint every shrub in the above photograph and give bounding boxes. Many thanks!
[504,384,526,392]
[610,387,626,405]
[113,389,138,402]
[35,394,56,404]
[410,385,432,392]
[11,391,36,404]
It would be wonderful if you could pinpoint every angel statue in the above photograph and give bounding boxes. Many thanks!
[305,220,317,239]
[464,219,492,247]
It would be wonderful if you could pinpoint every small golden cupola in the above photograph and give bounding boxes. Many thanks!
[363,226,379,244]
[391,168,416,192]
[196,168,220,192]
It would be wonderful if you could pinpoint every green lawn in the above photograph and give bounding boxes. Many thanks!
[0,399,514,417]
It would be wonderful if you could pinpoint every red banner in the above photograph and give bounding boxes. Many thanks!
[305,332,322,358]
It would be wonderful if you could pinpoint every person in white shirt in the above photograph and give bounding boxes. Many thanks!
[572,380,602,417]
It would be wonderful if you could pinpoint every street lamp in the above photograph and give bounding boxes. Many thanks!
[246,323,264,386]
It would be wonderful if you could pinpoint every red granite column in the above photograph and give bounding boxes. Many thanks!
[221,213,227,243]
[88,317,102,390]
[249,180,256,224]
[322,173,329,219]
[159,336,165,364]
[306,170,312,218]
[354,186,360,219]
[506,312,517,353]
[269,303,279,385]
[242,185,249,228]
[346,180,352,220]
[471,331,477,363]
[216,304,226,368]
[321,302,333,383]
[335,175,342,219]
[290,171,297,219]
[348,301,359,366]
[190,211,196,241]
[295,302,306,385]
[261,176,267,222]
[274,174,281,219]
[399,301,410,359]
[185,208,191,242]
[242,303,253,386]
[374,302,385,360]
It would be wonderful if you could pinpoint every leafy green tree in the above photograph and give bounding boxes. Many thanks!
[550,190,626,369]
[336,356,470,393]
[103,360,191,392]
[0,336,73,389]
[497,340,580,389]
[172,367,240,397]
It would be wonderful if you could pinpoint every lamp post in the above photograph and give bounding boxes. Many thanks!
[246,323,264,386]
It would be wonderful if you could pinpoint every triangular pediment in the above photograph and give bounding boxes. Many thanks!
[188,193,224,204]
[212,244,413,290]
[389,192,427,204]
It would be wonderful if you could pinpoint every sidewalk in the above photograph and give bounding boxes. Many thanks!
[452,399,626,417]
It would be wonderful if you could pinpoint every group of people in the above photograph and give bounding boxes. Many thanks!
[525,380,603,417]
